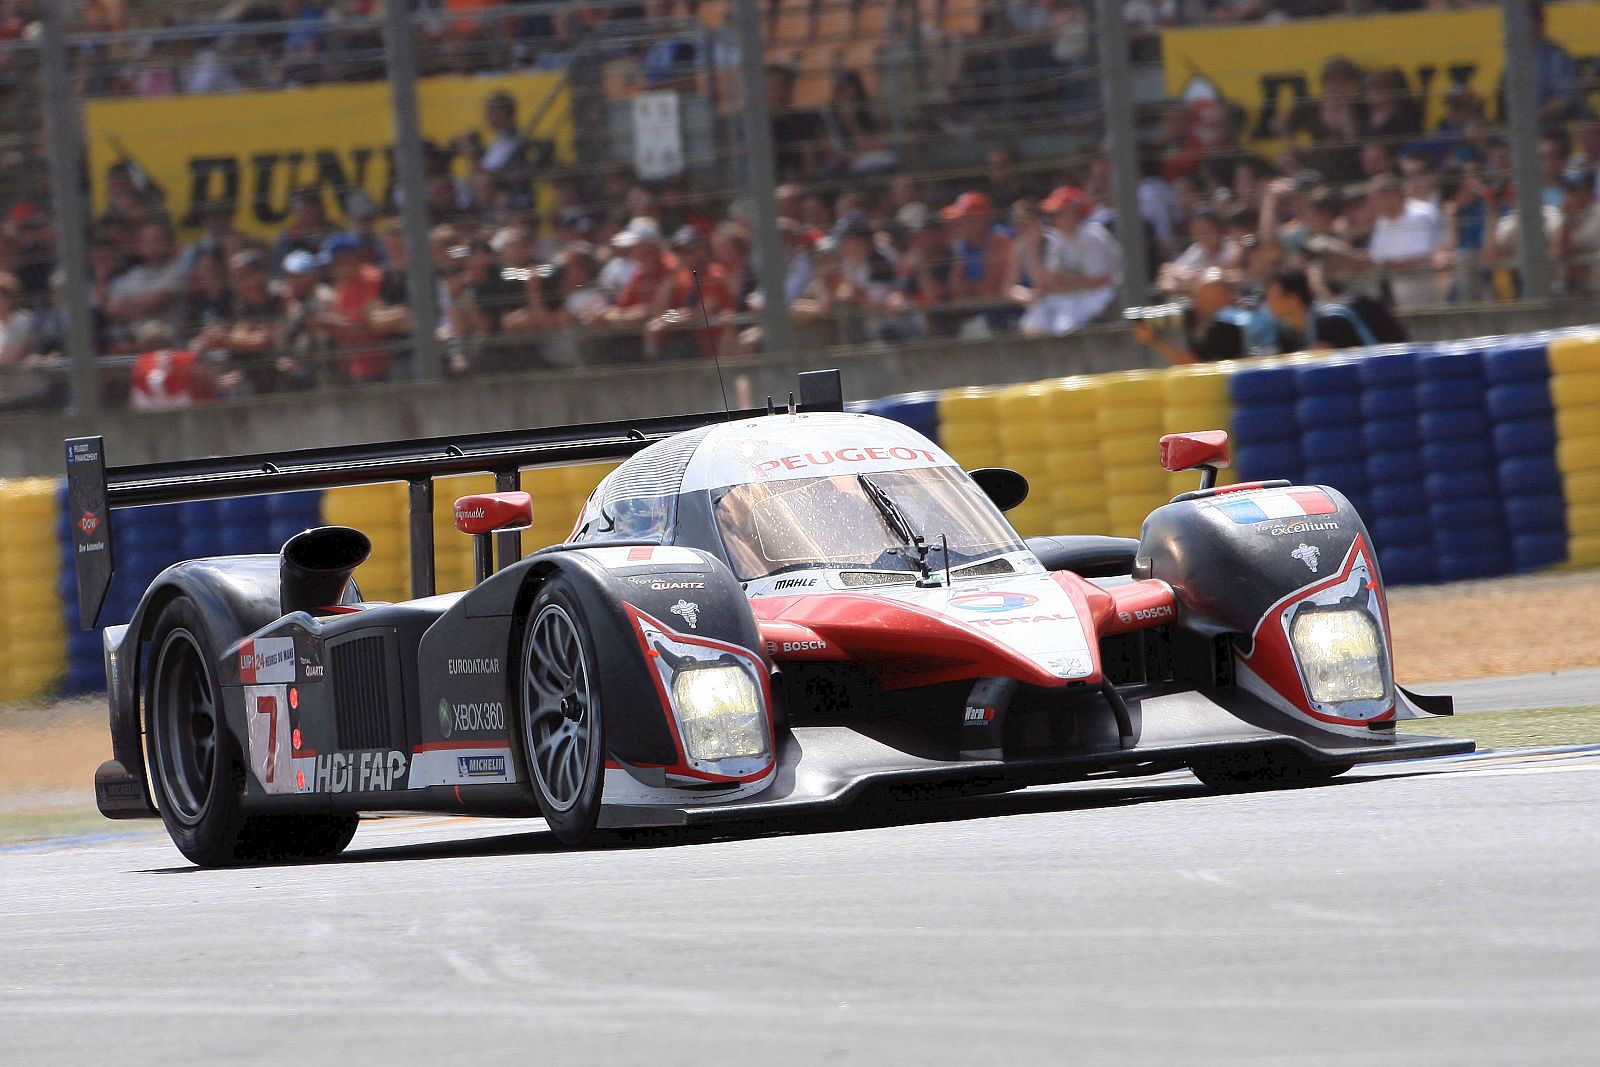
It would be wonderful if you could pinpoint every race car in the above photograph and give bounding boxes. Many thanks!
[71,369,1471,866]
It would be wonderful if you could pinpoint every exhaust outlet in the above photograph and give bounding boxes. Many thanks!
[281,526,371,615]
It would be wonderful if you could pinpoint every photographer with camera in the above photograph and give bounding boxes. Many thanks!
[1264,267,1407,352]
[1129,268,1277,365]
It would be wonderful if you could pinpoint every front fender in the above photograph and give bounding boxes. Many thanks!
[457,544,763,769]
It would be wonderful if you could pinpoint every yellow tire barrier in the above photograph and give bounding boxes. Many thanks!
[1555,433,1600,475]
[1547,334,1600,376]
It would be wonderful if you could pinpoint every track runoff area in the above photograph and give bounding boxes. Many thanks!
[2,690,1597,1065]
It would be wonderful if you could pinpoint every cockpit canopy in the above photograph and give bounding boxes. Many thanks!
[569,412,1024,577]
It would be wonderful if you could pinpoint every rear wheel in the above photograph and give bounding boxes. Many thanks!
[519,576,605,844]
[1191,750,1353,793]
[145,597,358,866]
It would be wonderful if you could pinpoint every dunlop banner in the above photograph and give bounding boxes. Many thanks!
[1161,2,1600,154]
[85,71,572,238]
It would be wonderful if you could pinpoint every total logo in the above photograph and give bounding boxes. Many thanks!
[949,591,1038,613]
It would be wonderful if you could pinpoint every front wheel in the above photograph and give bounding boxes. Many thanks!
[145,596,359,866]
[1191,750,1353,793]
[518,576,605,845]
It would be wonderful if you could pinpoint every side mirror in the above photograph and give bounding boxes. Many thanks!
[969,467,1029,512]
[1159,430,1230,490]
[455,492,534,584]
[453,492,534,535]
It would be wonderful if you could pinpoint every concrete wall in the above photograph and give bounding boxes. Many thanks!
[5,299,1597,478]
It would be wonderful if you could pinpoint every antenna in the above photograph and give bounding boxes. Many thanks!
[692,271,732,418]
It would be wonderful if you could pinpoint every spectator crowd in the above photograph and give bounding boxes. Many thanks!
[0,0,1596,409]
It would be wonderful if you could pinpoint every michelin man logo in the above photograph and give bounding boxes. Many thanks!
[1291,543,1320,573]
[671,599,700,629]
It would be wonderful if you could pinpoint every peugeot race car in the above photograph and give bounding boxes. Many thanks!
[72,370,1470,866]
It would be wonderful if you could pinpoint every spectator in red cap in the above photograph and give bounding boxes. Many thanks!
[941,191,1015,335]
[1015,185,1120,336]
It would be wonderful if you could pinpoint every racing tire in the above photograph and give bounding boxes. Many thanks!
[1190,750,1353,792]
[145,597,358,866]
[518,575,606,845]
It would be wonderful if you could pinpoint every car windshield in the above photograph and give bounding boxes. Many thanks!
[711,466,1024,581]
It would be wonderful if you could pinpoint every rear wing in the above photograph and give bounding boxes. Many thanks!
[65,369,845,629]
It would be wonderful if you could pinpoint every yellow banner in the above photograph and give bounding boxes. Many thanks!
[1161,2,1599,156]
[85,72,573,239]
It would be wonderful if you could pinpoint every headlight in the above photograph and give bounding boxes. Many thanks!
[1289,607,1386,704]
[671,665,767,762]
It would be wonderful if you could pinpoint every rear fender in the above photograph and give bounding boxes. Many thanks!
[97,555,285,818]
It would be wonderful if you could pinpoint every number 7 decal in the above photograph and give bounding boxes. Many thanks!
[254,694,279,784]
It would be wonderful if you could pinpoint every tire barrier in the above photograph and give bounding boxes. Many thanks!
[5,326,1598,704]
[1548,333,1600,568]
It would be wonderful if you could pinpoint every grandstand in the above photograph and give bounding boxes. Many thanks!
[0,0,1593,416]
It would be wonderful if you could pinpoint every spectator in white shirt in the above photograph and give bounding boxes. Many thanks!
[1365,175,1448,310]
[1015,185,1120,336]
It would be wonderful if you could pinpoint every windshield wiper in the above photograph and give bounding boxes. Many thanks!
[857,474,945,586]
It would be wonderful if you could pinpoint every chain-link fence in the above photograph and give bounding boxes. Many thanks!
[0,0,1595,416]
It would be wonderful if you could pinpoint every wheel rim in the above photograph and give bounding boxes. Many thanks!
[522,603,594,814]
[153,628,217,824]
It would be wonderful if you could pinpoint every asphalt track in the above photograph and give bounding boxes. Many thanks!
[2,745,1597,1065]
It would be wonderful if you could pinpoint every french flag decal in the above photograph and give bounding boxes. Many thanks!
[1216,489,1337,524]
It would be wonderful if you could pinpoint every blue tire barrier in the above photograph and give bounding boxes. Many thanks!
[1295,394,1362,430]
[1485,382,1554,420]
[1301,426,1366,461]
[1358,349,1419,387]
[1498,455,1564,496]
[1512,532,1568,571]
[1422,439,1494,471]
[1429,497,1503,529]
[1437,550,1511,582]
[875,391,942,443]
[1296,360,1363,394]
[1362,386,1419,420]
[265,490,322,521]
[1435,526,1508,555]
[1233,442,1303,482]
[1378,545,1437,584]
[67,628,101,659]
[1230,404,1300,446]
[1483,342,1549,383]
[1416,349,1485,381]
[1491,418,1558,457]
[1303,463,1370,493]
[1370,480,1427,516]
[1502,494,1567,535]
[1372,514,1434,548]
[217,495,271,524]
[1366,452,1425,485]
[1230,366,1300,404]
[1419,408,1489,442]
[1418,377,1487,409]
[1425,469,1498,499]
[1363,418,1422,452]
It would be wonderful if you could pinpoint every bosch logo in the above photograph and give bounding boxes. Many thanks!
[781,640,828,652]
[949,591,1038,613]
[1134,605,1174,621]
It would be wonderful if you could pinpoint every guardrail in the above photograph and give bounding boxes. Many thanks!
[3,325,1597,703]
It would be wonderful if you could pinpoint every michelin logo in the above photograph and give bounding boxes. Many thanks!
[457,754,507,778]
